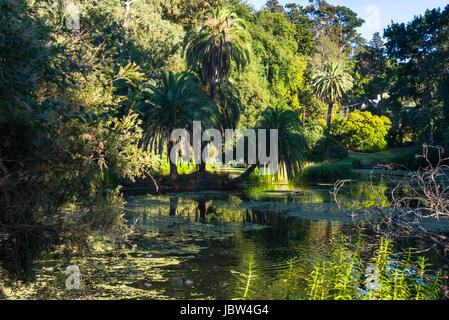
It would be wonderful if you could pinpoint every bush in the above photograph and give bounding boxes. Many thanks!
[332,111,392,153]
[331,143,350,160]
[310,137,349,162]
[296,161,359,183]
[303,123,325,156]
[391,144,448,171]
[352,158,363,169]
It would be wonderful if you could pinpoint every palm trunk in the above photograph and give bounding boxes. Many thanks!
[229,164,258,185]
[198,81,216,173]
[167,140,178,180]
[326,102,334,160]
[284,155,293,180]
[198,141,207,173]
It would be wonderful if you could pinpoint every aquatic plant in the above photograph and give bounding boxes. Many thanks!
[232,256,257,300]
[303,238,441,300]
[235,238,441,300]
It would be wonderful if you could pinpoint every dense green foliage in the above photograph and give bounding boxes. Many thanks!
[0,0,154,280]
[2,0,449,289]
[332,111,392,152]
[138,71,215,179]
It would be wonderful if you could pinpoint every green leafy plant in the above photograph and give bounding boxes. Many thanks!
[332,111,392,152]
[303,238,441,300]
[233,256,258,300]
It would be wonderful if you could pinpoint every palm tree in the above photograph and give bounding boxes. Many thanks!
[311,62,353,158]
[258,106,305,179]
[183,3,250,173]
[183,3,250,101]
[138,72,216,180]
[231,106,306,184]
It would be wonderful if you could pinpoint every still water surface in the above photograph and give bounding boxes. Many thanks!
[6,183,443,299]
[122,184,374,299]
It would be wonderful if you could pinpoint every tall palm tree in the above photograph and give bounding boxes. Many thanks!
[183,3,250,173]
[311,62,353,158]
[138,72,216,180]
[183,3,250,101]
[231,106,306,184]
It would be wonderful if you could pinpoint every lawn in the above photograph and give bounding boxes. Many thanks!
[337,147,415,177]
[339,147,414,166]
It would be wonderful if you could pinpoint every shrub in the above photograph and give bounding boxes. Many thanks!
[351,158,363,169]
[331,143,350,160]
[332,111,392,153]
[310,136,349,162]
[391,144,448,171]
[303,123,325,155]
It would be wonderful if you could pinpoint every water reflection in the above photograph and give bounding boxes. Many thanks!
[123,184,368,299]
[3,182,446,299]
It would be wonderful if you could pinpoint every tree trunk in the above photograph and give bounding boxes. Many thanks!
[196,82,215,173]
[199,162,207,172]
[198,141,207,172]
[284,154,293,180]
[167,140,178,180]
[429,118,434,145]
[326,102,334,160]
[229,164,258,185]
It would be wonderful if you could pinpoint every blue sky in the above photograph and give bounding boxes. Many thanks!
[246,0,449,40]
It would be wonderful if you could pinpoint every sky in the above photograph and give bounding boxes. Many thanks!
[246,0,449,41]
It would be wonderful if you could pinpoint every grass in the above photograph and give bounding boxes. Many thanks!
[296,161,360,184]
[333,147,415,179]
[339,147,414,168]
[291,147,415,184]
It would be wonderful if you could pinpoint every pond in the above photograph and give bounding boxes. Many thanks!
[111,183,380,299]
[2,183,445,299]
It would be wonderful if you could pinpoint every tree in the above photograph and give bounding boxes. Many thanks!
[352,32,389,101]
[305,0,364,54]
[183,2,251,100]
[183,2,251,172]
[231,106,305,183]
[160,0,216,30]
[250,9,307,111]
[311,62,353,158]
[285,3,315,55]
[138,72,216,180]
[265,0,284,13]
[258,105,306,179]
[332,111,392,152]
[0,0,154,280]
[383,5,449,146]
